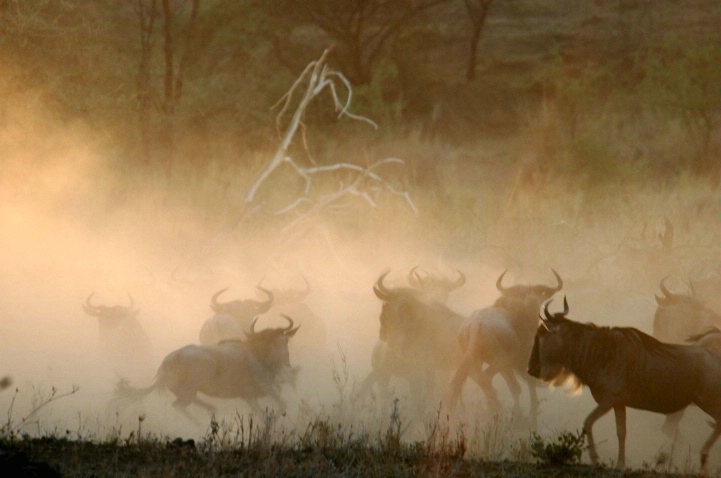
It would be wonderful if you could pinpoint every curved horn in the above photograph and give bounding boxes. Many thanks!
[249,317,259,334]
[373,269,394,301]
[254,286,274,313]
[127,292,135,310]
[281,314,295,331]
[561,295,569,315]
[407,266,423,288]
[83,292,100,315]
[450,269,466,289]
[301,275,311,295]
[496,270,509,293]
[688,280,697,299]
[659,276,682,300]
[551,269,563,292]
[211,287,230,308]
[543,298,554,321]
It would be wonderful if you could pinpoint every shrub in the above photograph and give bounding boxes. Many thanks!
[530,430,586,467]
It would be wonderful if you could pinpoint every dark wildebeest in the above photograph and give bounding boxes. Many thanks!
[529,297,721,471]
[198,286,274,345]
[115,315,299,420]
[652,276,721,438]
[82,292,153,376]
[356,269,467,405]
[446,269,563,423]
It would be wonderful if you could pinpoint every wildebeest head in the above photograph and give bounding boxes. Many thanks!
[244,314,300,373]
[257,276,311,307]
[528,296,578,389]
[82,292,140,329]
[373,269,421,344]
[654,276,696,308]
[406,266,466,303]
[210,286,274,318]
[653,276,721,343]
[495,269,563,305]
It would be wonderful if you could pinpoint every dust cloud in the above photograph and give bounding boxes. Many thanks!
[1,97,721,471]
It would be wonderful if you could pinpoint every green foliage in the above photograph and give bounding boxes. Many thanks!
[530,430,586,467]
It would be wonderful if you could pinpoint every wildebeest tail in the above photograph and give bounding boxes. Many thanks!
[113,377,157,403]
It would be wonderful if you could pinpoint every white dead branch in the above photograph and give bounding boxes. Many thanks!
[244,47,418,230]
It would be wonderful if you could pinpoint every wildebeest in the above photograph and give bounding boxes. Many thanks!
[82,292,153,376]
[115,315,299,420]
[406,266,466,303]
[529,297,721,470]
[198,286,274,345]
[652,276,721,438]
[259,276,327,355]
[356,269,467,405]
[653,276,721,343]
[0,376,11,391]
[446,269,563,422]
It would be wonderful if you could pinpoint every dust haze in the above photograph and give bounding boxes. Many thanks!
[1,93,721,471]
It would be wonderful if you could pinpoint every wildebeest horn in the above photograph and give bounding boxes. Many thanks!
[450,269,466,289]
[249,317,259,334]
[301,275,311,295]
[688,280,697,298]
[659,276,684,302]
[551,269,563,292]
[543,298,554,321]
[407,266,424,288]
[496,270,509,292]
[543,296,569,321]
[83,292,100,315]
[373,269,394,301]
[211,287,230,308]
[253,286,274,313]
[127,292,135,310]
[281,314,295,332]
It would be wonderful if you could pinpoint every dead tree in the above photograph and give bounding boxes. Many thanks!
[244,47,417,239]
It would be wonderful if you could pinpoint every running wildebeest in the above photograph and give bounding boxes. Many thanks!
[356,268,467,405]
[115,315,299,421]
[529,297,721,471]
[82,292,153,375]
[198,286,274,345]
[653,276,721,343]
[406,266,466,303]
[446,269,563,423]
[652,276,721,438]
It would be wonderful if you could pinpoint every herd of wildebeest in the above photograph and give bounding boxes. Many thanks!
[4,264,721,470]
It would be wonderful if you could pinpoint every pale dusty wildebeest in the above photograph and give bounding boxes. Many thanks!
[406,266,466,303]
[446,269,563,423]
[356,269,467,406]
[198,286,274,345]
[653,276,721,343]
[0,376,11,391]
[82,292,153,376]
[652,276,721,438]
[115,315,299,420]
[529,297,721,471]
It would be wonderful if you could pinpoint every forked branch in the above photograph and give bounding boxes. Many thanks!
[244,47,417,227]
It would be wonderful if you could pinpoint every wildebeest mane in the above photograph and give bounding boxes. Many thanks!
[559,321,678,387]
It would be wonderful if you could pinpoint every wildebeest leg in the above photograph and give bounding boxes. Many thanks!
[661,409,684,439]
[583,402,613,465]
[499,369,522,416]
[471,365,502,412]
[447,355,473,411]
[613,405,627,469]
[700,422,721,471]
[520,374,539,429]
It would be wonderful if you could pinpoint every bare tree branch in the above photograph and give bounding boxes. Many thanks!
[244,47,418,234]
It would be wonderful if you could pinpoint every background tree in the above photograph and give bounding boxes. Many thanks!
[464,0,494,80]
[273,0,451,86]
